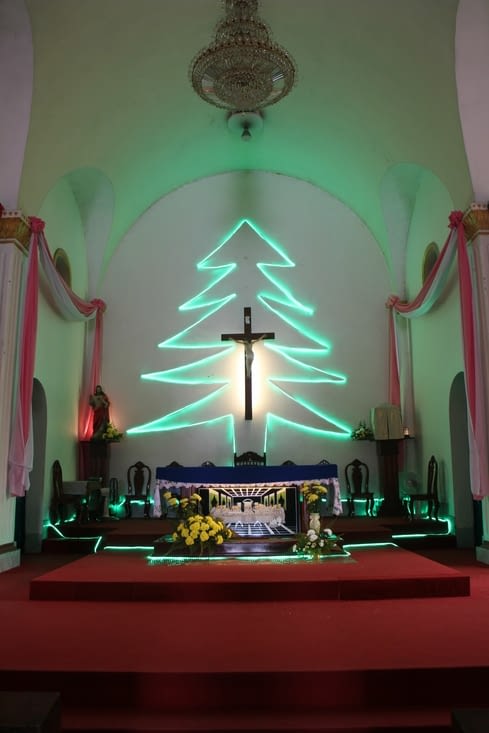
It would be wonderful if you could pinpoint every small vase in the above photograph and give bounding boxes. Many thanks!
[309,512,321,534]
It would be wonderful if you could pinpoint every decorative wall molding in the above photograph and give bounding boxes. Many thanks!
[0,208,31,251]
[463,203,489,243]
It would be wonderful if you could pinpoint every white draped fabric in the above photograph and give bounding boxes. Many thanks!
[387,211,488,499]
[4,212,106,496]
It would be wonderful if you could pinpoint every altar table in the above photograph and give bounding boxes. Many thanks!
[153,464,342,523]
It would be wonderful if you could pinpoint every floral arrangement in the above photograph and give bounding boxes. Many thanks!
[161,491,203,519]
[177,493,203,519]
[171,514,234,556]
[162,490,179,513]
[292,527,343,560]
[351,421,374,441]
[102,421,123,441]
[301,482,328,513]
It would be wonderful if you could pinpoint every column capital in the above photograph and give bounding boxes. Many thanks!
[0,208,31,251]
[463,203,489,243]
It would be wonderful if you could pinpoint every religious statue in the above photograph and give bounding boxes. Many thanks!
[89,384,110,440]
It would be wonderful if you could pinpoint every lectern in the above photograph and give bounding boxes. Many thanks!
[371,404,407,517]
[375,439,407,516]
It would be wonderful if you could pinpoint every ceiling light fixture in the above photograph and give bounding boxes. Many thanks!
[189,0,297,113]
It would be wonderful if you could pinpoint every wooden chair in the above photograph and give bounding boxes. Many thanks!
[166,460,183,468]
[81,477,105,522]
[344,458,374,517]
[234,451,266,466]
[201,460,215,466]
[317,458,331,465]
[281,459,296,465]
[49,460,81,523]
[126,461,152,518]
[408,455,439,520]
[108,477,119,516]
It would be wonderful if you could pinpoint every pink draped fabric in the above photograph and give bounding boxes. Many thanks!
[5,210,106,496]
[35,233,105,439]
[7,218,41,496]
[386,210,487,499]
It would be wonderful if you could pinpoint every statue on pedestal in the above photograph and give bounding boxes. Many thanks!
[89,385,110,441]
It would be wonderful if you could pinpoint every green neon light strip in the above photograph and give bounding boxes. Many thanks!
[269,385,350,428]
[267,348,346,384]
[47,523,65,538]
[162,300,236,349]
[142,348,235,384]
[127,388,234,434]
[266,413,352,440]
[148,551,350,563]
[258,298,325,345]
[343,542,399,549]
[46,523,103,543]
[103,545,154,551]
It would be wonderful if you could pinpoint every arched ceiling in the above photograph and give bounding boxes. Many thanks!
[20,0,472,266]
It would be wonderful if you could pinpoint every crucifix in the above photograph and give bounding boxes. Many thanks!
[221,306,275,420]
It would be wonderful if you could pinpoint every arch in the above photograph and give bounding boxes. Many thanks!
[53,248,72,288]
[25,378,47,552]
[380,163,453,292]
[39,167,115,295]
[421,242,440,285]
[449,371,476,547]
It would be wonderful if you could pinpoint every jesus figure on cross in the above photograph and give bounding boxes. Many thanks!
[221,307,275,420]
[236,332,267,379]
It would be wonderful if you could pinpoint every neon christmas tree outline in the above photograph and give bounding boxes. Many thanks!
[127,218,352,442]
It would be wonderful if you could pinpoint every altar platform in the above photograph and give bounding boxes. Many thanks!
[4,542,486,733]
[30,543,469,602]
[43,513,453,555]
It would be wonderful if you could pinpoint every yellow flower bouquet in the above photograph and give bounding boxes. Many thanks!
[300,482,328,513]
[177,493,203,519]
[102,421,123,441]
[170,513,234,556]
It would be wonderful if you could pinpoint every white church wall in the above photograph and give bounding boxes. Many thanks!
[101,171,390,499]
[405,172,463,517]
[0,0,32,210]
[34,178,88,520]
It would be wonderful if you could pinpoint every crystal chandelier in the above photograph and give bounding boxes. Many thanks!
[189,0,297,112]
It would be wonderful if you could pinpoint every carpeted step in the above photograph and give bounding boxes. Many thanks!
[394,535,457,550]
[41,537,101,554]
[40,517,457,553]
[29,546,471,602]
[60,705,454,733]
[3,668,489,716]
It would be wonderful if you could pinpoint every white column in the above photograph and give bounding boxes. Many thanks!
[0,211,29,565]
[463,205,489,557]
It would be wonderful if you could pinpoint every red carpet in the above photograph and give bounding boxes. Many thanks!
[29,544,470,601]
[1,545,488,732]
